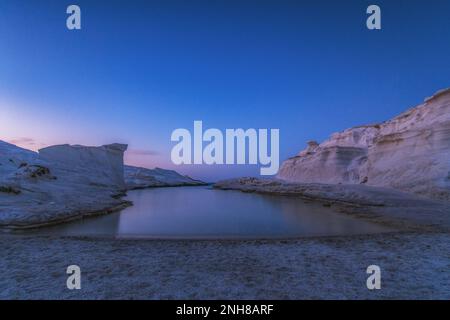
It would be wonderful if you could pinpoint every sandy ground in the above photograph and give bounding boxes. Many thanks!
[0,231,449,300]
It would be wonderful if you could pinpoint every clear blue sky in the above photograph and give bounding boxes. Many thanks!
[1,0,449,181]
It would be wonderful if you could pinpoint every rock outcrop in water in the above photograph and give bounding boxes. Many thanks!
[0,141,130,227]
[277,88,450,200]
[124,165,206,189]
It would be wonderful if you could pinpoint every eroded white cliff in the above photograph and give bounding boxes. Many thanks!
[277,88,450,200]
[0,142,129,227]
[39,143,128,189]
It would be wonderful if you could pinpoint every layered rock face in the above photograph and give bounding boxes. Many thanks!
[277,88,450,200]
[0,141,129,227]
[39,143,128,190]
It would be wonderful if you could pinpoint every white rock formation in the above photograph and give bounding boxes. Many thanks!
[0,141,129,227]
[277,88,450,200]
[124,165,205,189]
[0,141,37,188]
[39,143,128,190]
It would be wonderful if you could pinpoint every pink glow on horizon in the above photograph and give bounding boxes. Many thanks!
[1,137,49,152]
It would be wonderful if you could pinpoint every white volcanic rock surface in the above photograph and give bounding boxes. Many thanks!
[124,165,205,189]
[39,143,128,189]
[277,88,450,200]
[0,141,129,227]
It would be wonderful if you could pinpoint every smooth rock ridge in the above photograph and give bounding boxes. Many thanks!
[124,165,206,189]
[277,88,450,200]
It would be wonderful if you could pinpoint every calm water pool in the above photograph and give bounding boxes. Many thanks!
[28,186,391,239]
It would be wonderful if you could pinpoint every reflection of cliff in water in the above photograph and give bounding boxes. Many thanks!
[22,186,392,239]
[26,210,122,237]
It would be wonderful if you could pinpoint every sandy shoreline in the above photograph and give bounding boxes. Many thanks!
[1,231,449,299]
[0,201,132,230]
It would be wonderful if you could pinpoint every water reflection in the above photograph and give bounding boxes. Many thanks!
[28,186,391,239]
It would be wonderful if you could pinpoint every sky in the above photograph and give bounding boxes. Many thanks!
[0,0,449,181]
